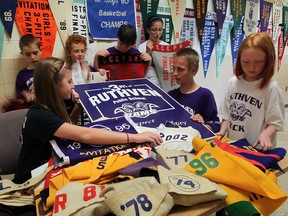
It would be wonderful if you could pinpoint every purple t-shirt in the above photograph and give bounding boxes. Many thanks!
[168,87,220,132]
[15,68,34,99]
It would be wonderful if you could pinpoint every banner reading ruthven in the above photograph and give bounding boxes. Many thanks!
[152,40,191,91]
[48,0,72,47]
[74,79,216,140]
[193,0,209,43]
[0,0,18,38]
[86,0,136,40]
[15,0,57,58]
[168,0,186,43]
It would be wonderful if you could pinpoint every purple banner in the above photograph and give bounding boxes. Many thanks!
[200,12,217,78]
[213,0,228,37]
[75,79,215,140]
[259,0,273,32]
[0,0,18,38]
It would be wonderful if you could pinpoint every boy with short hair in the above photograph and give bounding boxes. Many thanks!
[94,24,152,80]
[168,47,220,132]
[16,34,42,99]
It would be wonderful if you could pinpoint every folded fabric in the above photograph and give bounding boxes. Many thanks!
[156,148,196,170]
[101,177,174,216]
[157,165,227,206]
[184,137,288,215]
[214,138,286,172]
[52,182,110,216]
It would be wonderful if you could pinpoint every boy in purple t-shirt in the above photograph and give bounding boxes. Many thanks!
[16,34,42,99]
[168,47,220,132]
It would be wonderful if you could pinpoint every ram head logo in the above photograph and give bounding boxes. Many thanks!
[114,101,159,118]
[229,102,252,121]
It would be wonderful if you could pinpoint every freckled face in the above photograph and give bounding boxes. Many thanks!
[69,43,87,63]
[57,69,74,100]
[240,47,266,82]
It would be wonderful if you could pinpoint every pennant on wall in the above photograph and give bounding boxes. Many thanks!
[271,0,283,45]
[48,0,72,47]
[152,40,191,91]
[283,4,288,44]
[231,0,246,38]
[15,0,58,58]
[230,16,245,71]
[135,0,145,47]
[168,0,186,43]
[157,5,173,44]
[193,0,209,44]
[86,0,136,40]
[213,0,228,37]
[277,26,286,71]
[139,0,160,31]
[0,0,18,38]
[180,8,196,46]
[0,21,4,63]
[200,12,217,78]
[259,0,274,33]
[243,0,260,36]
[216,15,234,78]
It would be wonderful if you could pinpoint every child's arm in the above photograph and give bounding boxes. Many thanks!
[216,119,228,136]
[253,125,277,151]
[69,90,81,124]
[93,49,110,71]
[140,52,152,76]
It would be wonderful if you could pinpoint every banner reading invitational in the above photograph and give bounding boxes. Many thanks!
[75,79,216,140]
[86,0,136,40]
[0,0,18,38]
[15,0,57,58]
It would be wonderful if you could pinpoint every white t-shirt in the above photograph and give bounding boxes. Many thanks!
[218,76,285,145]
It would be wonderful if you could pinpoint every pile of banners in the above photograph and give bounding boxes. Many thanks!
[0,117,287,216]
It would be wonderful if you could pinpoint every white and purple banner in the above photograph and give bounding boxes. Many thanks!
[180,8,196,45]
[0,0,17,38]
[86,0,136,40]
[75,79,215,140]
[200,12,217,78]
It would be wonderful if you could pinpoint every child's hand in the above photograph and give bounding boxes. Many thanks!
[96,49,110,57]
[21,91,35,102]
[140,52,152,62]
[71,89,80,104]
[98,68,108,76]
[146,40,154,55]
[253,131,273,151]
[190,114,204,124]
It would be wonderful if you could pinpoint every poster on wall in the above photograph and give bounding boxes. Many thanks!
[15,0,58,58]
[0,0,18,38]
[86,0,136,40]
[75,78,215,140]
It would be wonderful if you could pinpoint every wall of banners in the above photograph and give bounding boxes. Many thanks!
[0,0,288,109]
